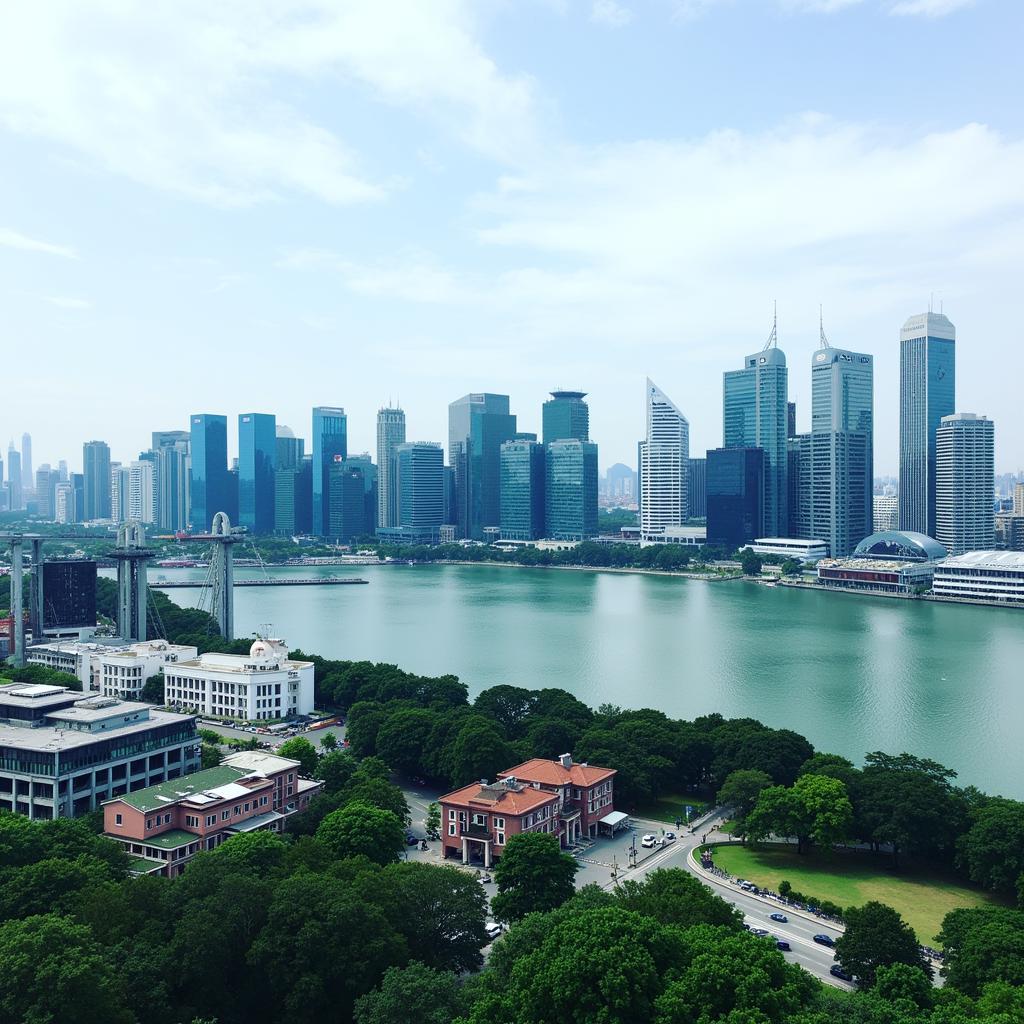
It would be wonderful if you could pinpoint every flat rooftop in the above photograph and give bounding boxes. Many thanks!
[938,551,1024,571]
[222,750,300,775]
[113,765,251,812]
[0,707,195,755]
[818,558,923,572]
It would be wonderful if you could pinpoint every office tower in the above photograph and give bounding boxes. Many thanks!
[110,463,129,522]
[442,465,457,527]
[6,443,22,511]
[448,394,517,539]
[70,473,85,522]
[275,425,304,470]
[545,439,598,541]
[706,447,766,547]
[82,440,111,522]
[1014,482,1024,516]
[807,338,874,556]
[787,434,812,538]
[376,406,406,529]
[152,430,190,451]
[345,454,378,532]
[189,414,229,532]
[604,463,637,501]
[787,402,797,439]
[275,458,312,536]
[543,389,589,444]
[393,442,444,542]
[0,453,4,510]
[152,435,190,533]
[873,494,899,532]
[899,312,956,537]
[723,327,788,536]
[688,458,707,519]
[312,407,347,536]
[57,460,68,483]
[128,460,157,524]
[21,433,32,494]
[936,413,995,555]
[34,466,59,520]
[639,379,689,542]
[54,482,73,524]
[500,439,546,540]
[328,463,368,541]
[238,413,276,534]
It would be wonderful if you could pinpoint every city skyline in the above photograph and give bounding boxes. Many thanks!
[2,3,1023,473]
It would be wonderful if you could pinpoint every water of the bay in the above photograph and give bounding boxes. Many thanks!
[153,563,1024,797]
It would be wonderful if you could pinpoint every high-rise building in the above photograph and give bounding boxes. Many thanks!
[328,463,368,541]
[500,439,546,540]
[128,460,157,524]
[688,458,706,519]
[189,414,229,532]
[275,458,312,536]
[787,435,812,539]
[545,439,598,541]
[34,466,59,520]
[936,413,995,555]
[110,463,130,522]
[312,407,347,536]
[1012,482,1024,516]
[152,430,190,451]
[603,463,637,502]
[376,406,406,529]
[54,482,73,524]
[639,379,689,543]
[787,402,797,439]
[448,394,517,540]
[899,312,956,537]
[723,330,788,536]
[542,389,589,444]
[807,339,874,556]
[384,442,444,544]
[6,443,22,511]
[152,438,190,533]
[82,440,111,522]
[21,433,32,497]
[873,494,899,532]
[706,447,765,548]
[238,413,276,534]
[345,454,378,534]
[275,426,304,471]
[57,460,68,483]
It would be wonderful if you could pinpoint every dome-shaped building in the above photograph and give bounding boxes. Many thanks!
[852,530,947,563]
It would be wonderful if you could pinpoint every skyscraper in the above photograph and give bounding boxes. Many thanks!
[328,463,369,541]
[723,328,788,536]
[639,379,689,543]
[275,458,312,536]
[448,394,517,539]
[110,462,130,522]
[376,406,406,529]
[34,466,59,520]
[807,337,874,556]
[389,442,444,543]
[21,433,32,497]
[239,413,276,534]
[312,407,347,536]
[706,447,766,548]
[545,439,598,541]
[275,426,304,470]
[936,413,995,555]
[128,460,157,524]
[500,439,546,540]
[899,312,956,537]
[542,390,589,444]
[82,440,111,522]
[688,458,706,519]
[190,414,229,532]
[6,443,22,511]
[156,442,191,533]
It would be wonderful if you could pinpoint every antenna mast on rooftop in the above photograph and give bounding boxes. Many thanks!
[819,304,831,349]
[762,300,778,351]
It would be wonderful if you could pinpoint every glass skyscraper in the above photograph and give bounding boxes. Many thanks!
[808,343,874,556]
[311,406,347,536]
[189,414,228,532]
[706,446,765,547]
[376,406,406,529]
[82,440,111,523]
[723,342,788,537]
[500,438,546,540]
[639,379,689,543]
[542,390,589,444]
[899,312,955,538]
[936,413,994,555]
[545,439,598,541]
[393,442,444,543]
[688,458,706,519]
[238,413,276,534]
[448,394,517,539]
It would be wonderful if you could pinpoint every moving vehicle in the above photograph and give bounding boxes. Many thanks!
[641,834,658,848]
[769,913,788,923]
[485,922,503,941]
[776,940,791,951]
[750,928,770,937]
[663,831,677,843]
[813,934,836,948]
[830,964,853,981]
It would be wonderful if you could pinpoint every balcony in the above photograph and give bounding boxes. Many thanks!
[459,823,492,840]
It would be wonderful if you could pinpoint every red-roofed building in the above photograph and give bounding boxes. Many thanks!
[439,753,616,866]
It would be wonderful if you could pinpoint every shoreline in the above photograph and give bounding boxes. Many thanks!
[428,559,741,581]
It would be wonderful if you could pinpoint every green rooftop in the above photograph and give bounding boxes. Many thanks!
[139,829,202,851]
[124,854,164,873]
[114,765,249,812]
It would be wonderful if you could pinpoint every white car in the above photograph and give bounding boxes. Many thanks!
[641,834,658,848]
[485,921,503,941]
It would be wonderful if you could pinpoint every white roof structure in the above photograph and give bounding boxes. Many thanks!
[938,550,1024,571]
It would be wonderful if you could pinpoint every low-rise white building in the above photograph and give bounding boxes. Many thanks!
[932,551,1024,605]
[744,538,829,562]
[99,640,199,699]
[163,639,314,721]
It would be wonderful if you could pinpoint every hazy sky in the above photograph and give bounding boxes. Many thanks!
[2,0,1023,476]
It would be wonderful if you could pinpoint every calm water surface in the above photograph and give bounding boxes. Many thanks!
[154,564,1024,797]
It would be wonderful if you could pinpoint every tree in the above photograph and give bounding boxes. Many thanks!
[315,749,358,794]
[276,736,319,777]
[744,774,852,853]
[491,831,579,923]
[141,673,164,703]
[445,717,518,787]
[473,684,537,738]
[717,769,774,820]
[956,798,1024,895]
[315,802,405,865]
[375,707,438,776]
[320,731,338,750]
[740,549,763,575]
[937,906,1024,995]
[835,901,930,989]
[614,868,743,930]
[426,802,441,840]
[200,743,222,769]
[354,962,464,1024]
[0,913,132,1024]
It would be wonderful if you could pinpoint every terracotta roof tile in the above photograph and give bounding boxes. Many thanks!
[439,780,558,816]
[499,758,616,788]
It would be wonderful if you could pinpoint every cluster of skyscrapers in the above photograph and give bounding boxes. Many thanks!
[638,310,999,558]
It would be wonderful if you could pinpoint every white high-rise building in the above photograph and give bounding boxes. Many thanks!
[54,482,74,524]
[128,460,157,524]
[110,463,130,522]
[1014,482,1024,516]
[936,413,995,556]
[376,406,406,529]
[639,379,689,544]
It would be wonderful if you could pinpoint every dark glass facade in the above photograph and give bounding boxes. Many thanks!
[82,440,111,522]
[500,440,546,540]
[545,440,598,541]
[328,463,368,542]
[542,390,589,444]
[274,460,312,535]
[312,407,347,536]
[706,447,765,548]
[189,414,229,532]
[238,413,276,534]
[42,560,97,629]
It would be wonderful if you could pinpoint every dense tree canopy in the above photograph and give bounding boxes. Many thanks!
[834,901,931,988]
[491,832,580,923]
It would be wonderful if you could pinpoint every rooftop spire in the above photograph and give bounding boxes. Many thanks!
[762,300,778,351]
[819,304,830,349]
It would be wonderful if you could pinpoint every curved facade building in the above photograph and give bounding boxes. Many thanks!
[852,530,947,562]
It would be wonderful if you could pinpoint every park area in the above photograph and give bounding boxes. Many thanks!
[634,790,709,825]
[708,842,1004,946]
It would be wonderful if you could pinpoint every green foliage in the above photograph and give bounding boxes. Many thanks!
[320,730,338,750]
[740,549,764,575]
[744,774,853,854]
[426,801,441,839]
[835,901,930,988]
[315,749,358,793]
[956,798,1024,895]
[141,673,165,703]
[199,743,222,769]
[717,768,774,819]
[937,906,1024,995]
[491,831,579,923]
[614,868,743,930]
[354,962,465,1024]
[0,661,82,691]
[276,736,320,776]
[315,801,406,865]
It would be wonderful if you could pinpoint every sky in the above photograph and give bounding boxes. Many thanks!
[2,0,1023,477]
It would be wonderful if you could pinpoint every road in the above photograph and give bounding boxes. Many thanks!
[197,718,348,751]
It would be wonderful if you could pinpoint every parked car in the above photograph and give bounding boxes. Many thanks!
[813,934,836,948]
[663,831,677,843]
[776,940,791,951]
[641,834,658,848]
[830,964,853,981]
[485,922,503,941]
[750,928,770,937]
[769,913,789,923]
[740,882,755,891]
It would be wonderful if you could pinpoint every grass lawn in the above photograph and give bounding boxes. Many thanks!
[709,842,1003,946]
[634,791,709,825]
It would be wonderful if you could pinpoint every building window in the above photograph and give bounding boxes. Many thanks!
[448,809,456,821]
[164,813,171,824]
[115,813,123,826]
[495,830,505,845]
[449,823,456,836]
[493,816,505,829]
[206,814,216,826]
[221,810,230,821]
[146,818,153,830]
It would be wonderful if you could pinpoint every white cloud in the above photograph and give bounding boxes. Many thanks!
[0,227,77,258]
[591,0,633,27]
[0,1,538,206]
[888,0,974,15]
[43,295,91,309]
